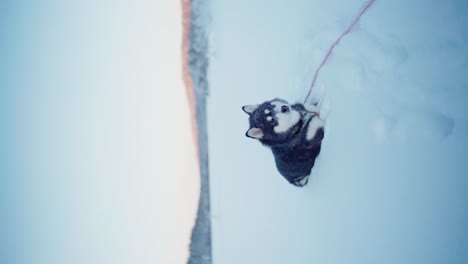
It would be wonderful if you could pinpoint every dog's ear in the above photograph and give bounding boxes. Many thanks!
[242,105,259,115]
[246,127,264,139]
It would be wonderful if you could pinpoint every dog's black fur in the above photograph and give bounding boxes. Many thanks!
[243,99,324,187]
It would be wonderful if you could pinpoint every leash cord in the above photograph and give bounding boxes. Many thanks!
[303,0,376,104]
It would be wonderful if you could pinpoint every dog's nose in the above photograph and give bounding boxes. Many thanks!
[281,105,289,113]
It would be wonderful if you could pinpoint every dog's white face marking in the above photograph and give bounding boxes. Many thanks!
[306,117,325,140]
[266,116,273,121]
[264,109,270,114]
[271,101,301,133]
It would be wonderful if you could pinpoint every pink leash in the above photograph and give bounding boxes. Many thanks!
[303,0,377,104]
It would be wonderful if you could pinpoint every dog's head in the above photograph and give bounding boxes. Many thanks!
[242,99,301,144]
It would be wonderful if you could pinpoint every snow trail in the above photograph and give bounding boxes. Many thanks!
[303,0,376,104]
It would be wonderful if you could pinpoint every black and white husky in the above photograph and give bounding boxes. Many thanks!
[242,98,325,187]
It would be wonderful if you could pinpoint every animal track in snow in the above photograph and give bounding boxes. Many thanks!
[295,23,408,97]
[344,30,409,76]
[374,105,455,143]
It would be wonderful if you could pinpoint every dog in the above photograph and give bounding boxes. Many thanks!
[242,98,325,187]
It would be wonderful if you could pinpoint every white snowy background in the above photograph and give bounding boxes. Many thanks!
[1,1,198,263]
[207,0,468,263]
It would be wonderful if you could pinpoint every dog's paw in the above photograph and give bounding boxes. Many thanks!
[291,175,309,187]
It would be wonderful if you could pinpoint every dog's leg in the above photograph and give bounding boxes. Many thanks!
[306,117,325,141]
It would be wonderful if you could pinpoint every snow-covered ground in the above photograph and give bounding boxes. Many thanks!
[206,0,468,263]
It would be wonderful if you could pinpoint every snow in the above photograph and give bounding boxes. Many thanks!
[206,0,468,263]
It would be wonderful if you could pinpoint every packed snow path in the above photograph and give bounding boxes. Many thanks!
[206,0,468,263]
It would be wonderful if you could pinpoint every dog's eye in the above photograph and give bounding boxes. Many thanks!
[281,105,289,113]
